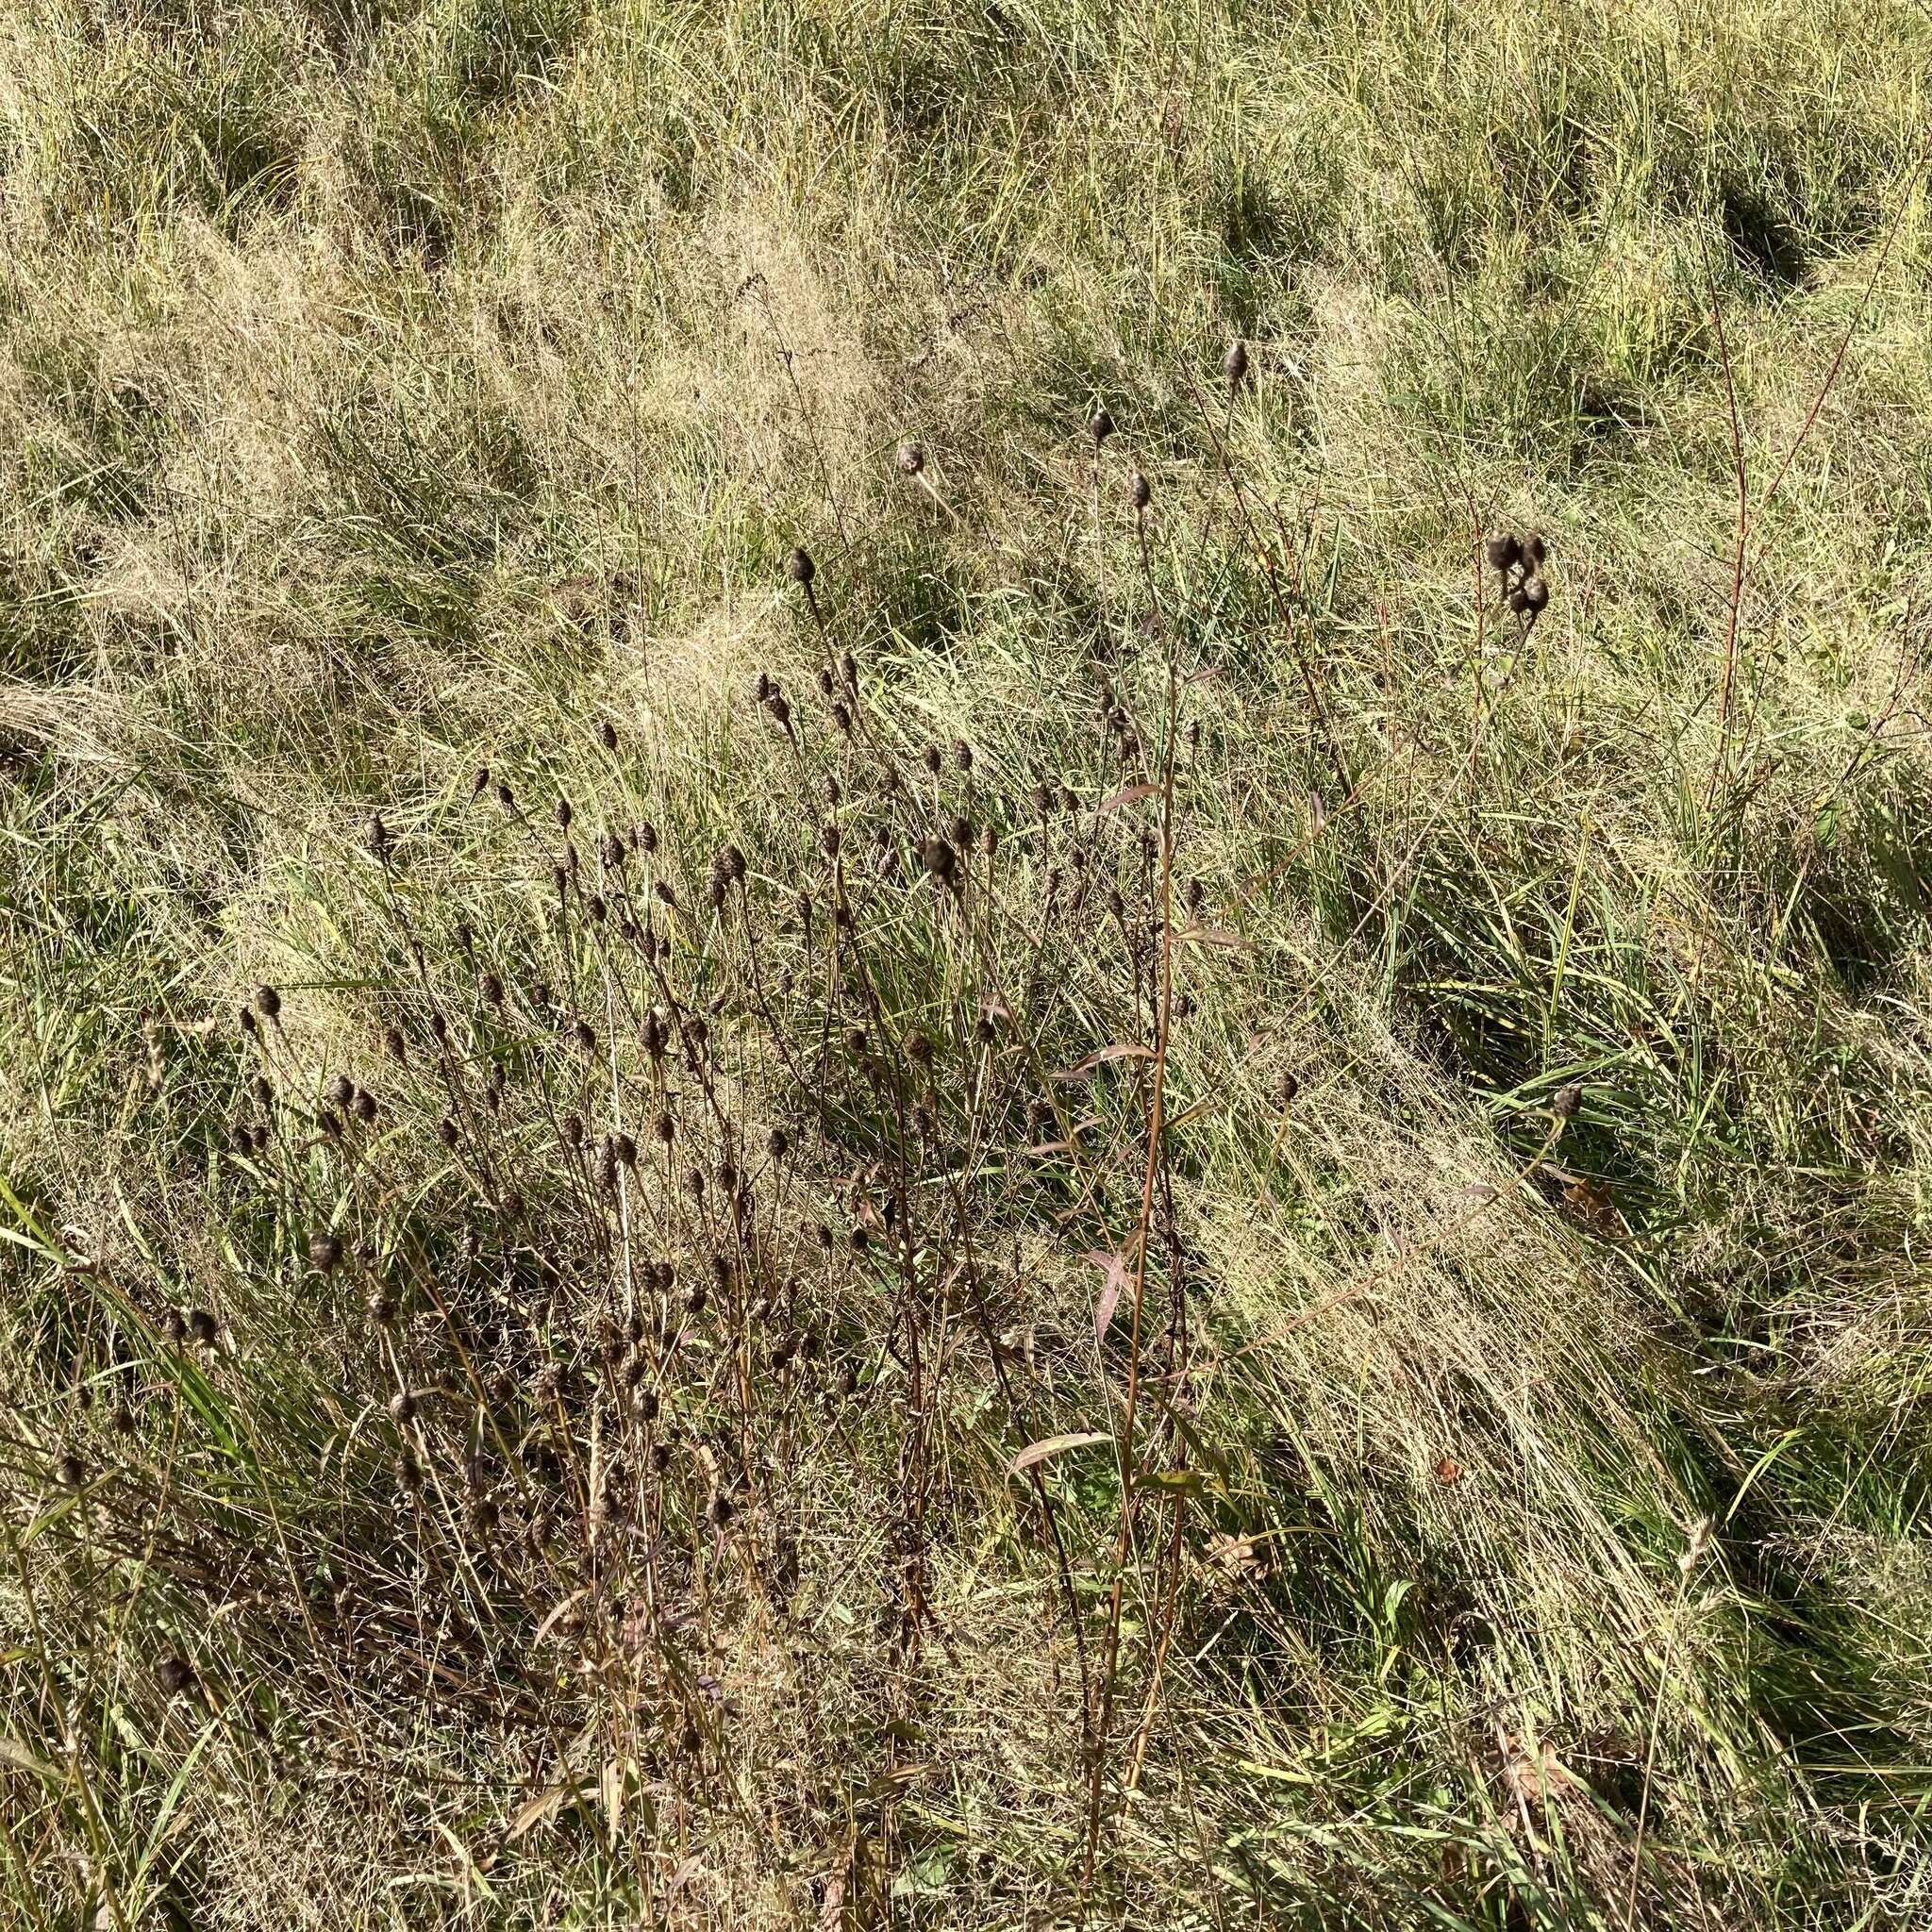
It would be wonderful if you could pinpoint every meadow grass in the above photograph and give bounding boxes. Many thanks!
[4,0,1932,1924]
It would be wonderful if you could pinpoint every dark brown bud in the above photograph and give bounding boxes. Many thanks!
[785,545,815,586]
[1130,471,1151,509]
[255,985,281,1021]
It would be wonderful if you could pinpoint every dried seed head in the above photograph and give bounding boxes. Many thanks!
[785,545,816,586]
[187,1307,218,1347]
[612,1131,638,1167]
[1223,338,1250,391]
[1524,532,1548,567]
[382,1025,406,1061]
[438,1116,458,1148]
[1520,575,1550,613]
[369,813,391,860]
[636,820,658,854]
[1274,1070,1300,1108]
[954,739,973,770]
[56,1451,85,1489]
[601,720,619,752]
[948,814,973,850]
[158,1656,197,1700]
[820,823,841,858]
[495,780,514,808]
[1484,532,1522,575]
[325,1073,355,1110]
[1130,471,1151,510]
[897,441,925,475]
[922,838,958,884]
[1089,408,1114,444]
[473,766,491,797]
[389,1390,418,1424]
[255,985,281,1021]
[654,1113,675,1145]
[308,1231,343,1274]
[1551,1081,1583,1121]
[924,745,942,774]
